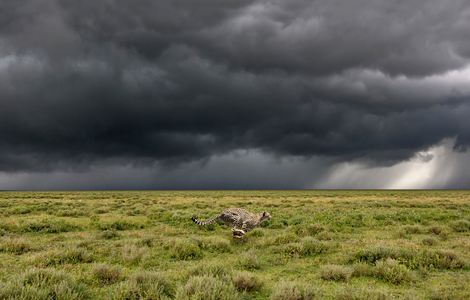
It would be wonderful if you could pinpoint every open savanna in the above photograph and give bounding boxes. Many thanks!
[0,190,469,299]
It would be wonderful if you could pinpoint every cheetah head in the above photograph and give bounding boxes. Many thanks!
[260,211,272,222]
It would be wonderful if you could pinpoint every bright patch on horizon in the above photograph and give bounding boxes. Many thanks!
[314,138,466,189]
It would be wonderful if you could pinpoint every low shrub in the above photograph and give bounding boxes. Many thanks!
[169,239,203,261]
[54,209,88,217]
[238,249,261,270]
[319,264,353,282]
[38,247,93,266]
[232,271,263,292]
[20,219,80,233]
[92,263,124,284]
[293,224,324,237]
[270,281,317,300]
[354,246,414,265]
[269,233,299,245]
[374,259,415,285]
[450,220,470,232]
[282,243,303,257]
[316,231,334,241]
[196,236,231,253]
[270,281,301,300]
[419,250,466,269]
[186,263,232,280]
[175,275,238,300]
[250,228,265,237]
[352,262,374,277]
[301,237,330,256]
[428,226,444,235]
[422,237,438,246]
[121,245,149,265]
[282,238,329,257]
[0,222,15,234]
[137,237,155,247]
[262,219,287,229]
[114,271,175,300]
[427,287,458,300]
[402,225,424,234]
[97,220,145,231]
[0,237,34,254]
[354,246,465,270]
[335,286,392,300]
[0,268,89,300]
[98,230,120,240]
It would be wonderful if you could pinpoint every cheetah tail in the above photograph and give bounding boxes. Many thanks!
[191,215,218,226]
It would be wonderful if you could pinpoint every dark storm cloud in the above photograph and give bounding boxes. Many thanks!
[1,0,470,176]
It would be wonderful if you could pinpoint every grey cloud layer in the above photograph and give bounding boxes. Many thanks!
[1,0,470,176]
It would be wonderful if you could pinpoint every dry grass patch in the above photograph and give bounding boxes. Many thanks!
[238,249,262,270]
[335,286,393,300]
[319,264,353,282]
[186,262,232,280]
[0,268,88,300]
[175,275,238,300]
[195,236,231,253]
[36,247,93,266]
[121,244,149,265]
[92,263,124,285]
[0,237,34,254]
[422,237,438,246]
[113,271,175,300]
[232,271,263,292]
[168,239,203,261]
[451,220,470,232]
[270,281,317,300]
[374,259,416,285]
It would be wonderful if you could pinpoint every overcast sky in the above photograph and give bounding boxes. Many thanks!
[1,0,470,189]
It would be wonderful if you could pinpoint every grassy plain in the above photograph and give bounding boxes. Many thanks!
[0,190,469,299]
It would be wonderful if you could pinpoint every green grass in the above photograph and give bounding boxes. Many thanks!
[0,190,469,299]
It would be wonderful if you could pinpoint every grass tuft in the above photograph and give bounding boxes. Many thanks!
[195,236,231,253]
[232,271,263,292]
[169,239,203,261]
[121,245,149,265]
[402,225,424,234]
[450,220,470,232]
[238,249,261,270]
[282,238,330,257]
[319,264,353,282]
[97,220,145,231]
[373,259,415,285]
[175,275,238,300]
[186,262,232,280]
[419,250,466,269]
[354,246,465,270]
[113,270,175,300]
[335,286,392,300]
[0,237,34,254]
[293,223,324,237]
[98,230,120,240]
[422,237,438,246]
[92,263,124,285]
[21,219,80,233]
[270,281,317,300]
[0,268,88,300]
[428,226,445,235]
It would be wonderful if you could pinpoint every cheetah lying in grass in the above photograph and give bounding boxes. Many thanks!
[192,208,272,238]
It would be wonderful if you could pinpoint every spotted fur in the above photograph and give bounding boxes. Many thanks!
[192,208,272,238]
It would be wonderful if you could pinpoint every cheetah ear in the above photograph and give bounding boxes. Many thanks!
[262,212,267,216]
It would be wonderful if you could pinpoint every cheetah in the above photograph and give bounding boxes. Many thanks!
[191,208,272,238]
